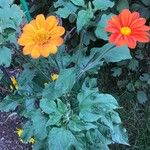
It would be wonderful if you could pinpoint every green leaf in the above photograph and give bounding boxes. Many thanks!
[55,2,78,18]
[31,110,48,140]
[93,0,114,11]
[141,0,150,6]
[0,97,18,112]
[48,128,82,150]
[111,67,122,77]
[22,121,34,142]
[112,125,129,145]
[137,91,148,104]
[55,68,76,94]
[78,88,119,122]
[116,0,129,12]
[139,73,149,82]
[0,46,11,67]
[96,44,132,62]
[95,14,113,40]
[128,59,139,71]
[68,115,97,132]
[86,129,111,149]
[71,0,85,6]
[77,9,93,33]
[40,98,58,114]
[42,99,67,126]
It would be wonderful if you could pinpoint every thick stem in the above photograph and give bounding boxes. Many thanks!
[76,45,116,80]
[20,0,32,22]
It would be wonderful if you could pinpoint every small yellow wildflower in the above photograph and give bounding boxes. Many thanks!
[29,137,36,144]
[10,76,19,90]
[16,128,35,144]
[16,128,23,137]
[51,73,59,81]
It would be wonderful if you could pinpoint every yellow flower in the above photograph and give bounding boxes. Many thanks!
[16,128,35,144]
[16,128,23,137]
[10,76,19,90]
[51,73,59,81]
[29,137,36,144]
[18,14,65,59]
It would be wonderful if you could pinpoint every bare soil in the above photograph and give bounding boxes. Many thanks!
[0,112,31,150]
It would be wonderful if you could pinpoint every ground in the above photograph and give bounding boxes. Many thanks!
[0,112,31,150]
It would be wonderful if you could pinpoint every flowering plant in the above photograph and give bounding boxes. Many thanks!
[0,0,149,149]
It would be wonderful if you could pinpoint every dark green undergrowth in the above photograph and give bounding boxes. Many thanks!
[98,44,150,150]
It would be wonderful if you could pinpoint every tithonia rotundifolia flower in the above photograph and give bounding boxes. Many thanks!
[105,9,150,49]
[18,14,65,58]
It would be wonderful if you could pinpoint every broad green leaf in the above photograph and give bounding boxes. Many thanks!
[95,14,113,40]
[112,125,129,145]
[22,121,34,142]
[55,2,78,18]
[68,115,97,132]
[93,0,114,11]
[0,46,11,67]
[86,129,111,149]
[78,87,119,122]
[54,0,67,8]
[48,128,82,150]
[0,98,18,112]
[41,99,67,126]
[31,110,48,140]
[55,68,76,94]
[77,9,93,33]
[71,0,85,6]
[92,44,132,63]
[40,98,57,114]
[42,82,63,100]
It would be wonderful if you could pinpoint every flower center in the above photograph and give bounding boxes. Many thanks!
[34,29,50,44]
[120,27,131,36]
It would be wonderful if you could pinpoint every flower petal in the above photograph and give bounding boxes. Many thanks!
[23,45,33,55]
[105,26,120,33]
[130,18,146,28]
[125,36,136,49]
[18,36,34,46]
[36,14,45,29]
[131,12,140,20]
[45,16,58,31]
[49,44,58,54]
[132,34,150,43]
[119,9,132,26]
[50,26,65,38]
[50,37,64,46]
[40,45,50,57]
[31,45,41,59]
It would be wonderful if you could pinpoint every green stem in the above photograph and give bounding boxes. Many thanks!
[76,30,85,66]
[20,0,32,22]
[76,45,116,80]
[14,49,50,82]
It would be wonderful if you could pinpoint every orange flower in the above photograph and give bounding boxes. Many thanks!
[105,9,150,49]
[18,14,65,58]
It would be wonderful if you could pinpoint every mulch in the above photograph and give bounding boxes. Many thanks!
[0,112,32,150]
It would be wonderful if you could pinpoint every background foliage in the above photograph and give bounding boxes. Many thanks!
[0,0,150,150]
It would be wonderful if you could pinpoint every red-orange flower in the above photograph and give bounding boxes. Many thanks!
[105,9,150,49]
[18,14,65,59]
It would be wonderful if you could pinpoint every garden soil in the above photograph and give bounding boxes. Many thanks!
[0,112,31,150]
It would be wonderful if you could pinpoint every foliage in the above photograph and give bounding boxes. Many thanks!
[0,0,23,67]
[0,0,149,150]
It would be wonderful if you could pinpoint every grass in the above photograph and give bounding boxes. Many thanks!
[98,61,150,150]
